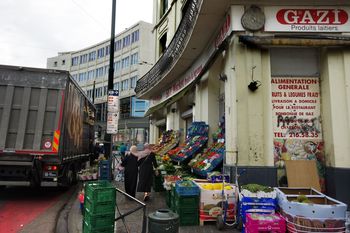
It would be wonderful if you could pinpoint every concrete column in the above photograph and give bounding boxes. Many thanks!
[321,48,350,168]
[234,38,273,166]
[149,122,158,144]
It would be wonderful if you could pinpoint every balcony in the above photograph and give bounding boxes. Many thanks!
[135,0,230,99]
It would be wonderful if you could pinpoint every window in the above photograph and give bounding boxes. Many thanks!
[130,53,138,65]
[54,61,57,67]
[95,67,104,78]
[159,33,167,56]
[87,70,95,81]
[88,51,96,61]
[78,72,87,82]
[131,30,139,43]
[71,57,79,66]
[104,65,109,76]
[104,86,108,96]
[122,35,130,48]
[114,61,121,71]
[115,40,122,51]
[114,82,119,90]
[131,97,149,117]
[160,0,168,17]
[121,80,129,91]
[62,60,65,65]
[130,76,137,88]
[105,45,110,56]
[97,48,105,59]
[121,57,130,69]
[80,54,88,64]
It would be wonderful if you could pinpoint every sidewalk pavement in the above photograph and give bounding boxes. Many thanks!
[68,181,240,233]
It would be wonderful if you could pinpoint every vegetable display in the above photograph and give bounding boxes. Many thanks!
[189,142,225,176]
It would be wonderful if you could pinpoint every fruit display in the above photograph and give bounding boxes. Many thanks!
[168,135,208,162]
[163,175,181,190]
[153,130,180,156]
[189,142,225,177]
[241,183,276,198]
[197,182,233,191]
[187,121,209,138]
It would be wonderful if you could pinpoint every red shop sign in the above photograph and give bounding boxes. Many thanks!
[276,9,348,25]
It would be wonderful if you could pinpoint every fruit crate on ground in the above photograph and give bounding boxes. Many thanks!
[175,206,199,226]
[83,220,114,233]
[173,193,199,209]
[84,198,115,215]
[83,212,115,232]
[98,160,111,180]
[175,180,200,196]
[85,180,116,203]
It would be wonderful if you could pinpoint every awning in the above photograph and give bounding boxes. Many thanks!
[144,83,192,117]
[239,34,350,48]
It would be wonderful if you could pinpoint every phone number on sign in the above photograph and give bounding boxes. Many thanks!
[288,132,319,138]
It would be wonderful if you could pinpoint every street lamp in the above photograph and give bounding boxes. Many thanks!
[104,0,116,159]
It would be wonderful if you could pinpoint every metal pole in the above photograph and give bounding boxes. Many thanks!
[105,0,116,161]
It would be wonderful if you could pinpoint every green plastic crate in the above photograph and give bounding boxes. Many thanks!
[83,220,114,233]
[174,207,199,226]
[173,193,199,209]
[84,211,115,229]
[84,198,115,215]
[165,190,172,208]
[153,175,165,192]
[85,180,116,203]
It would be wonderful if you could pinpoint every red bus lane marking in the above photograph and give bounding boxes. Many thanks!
[0,195,60,233]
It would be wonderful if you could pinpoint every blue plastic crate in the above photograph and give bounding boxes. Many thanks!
[239,196,277,224]
[175,180,199,196]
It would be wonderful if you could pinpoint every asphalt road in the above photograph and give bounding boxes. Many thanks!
[0,185,76,233]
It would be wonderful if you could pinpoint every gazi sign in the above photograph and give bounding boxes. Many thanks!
[265,6,350,32]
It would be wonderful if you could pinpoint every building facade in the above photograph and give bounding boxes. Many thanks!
[136,0,350,207]
[48,21,155,145]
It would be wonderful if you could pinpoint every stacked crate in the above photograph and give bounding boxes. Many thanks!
[173,180,200,226]
[98,160,111,180]
[239,195,277,233]
[83,181,116,233]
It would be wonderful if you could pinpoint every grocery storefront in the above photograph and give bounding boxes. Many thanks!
[136,0,350,208]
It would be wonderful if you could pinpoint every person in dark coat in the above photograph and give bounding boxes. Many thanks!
[137,144,158,201]
[120,145,139,198]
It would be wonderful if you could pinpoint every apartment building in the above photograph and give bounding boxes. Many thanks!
[47,21,155,145]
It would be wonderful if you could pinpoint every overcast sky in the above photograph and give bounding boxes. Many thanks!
[0,0,153,68]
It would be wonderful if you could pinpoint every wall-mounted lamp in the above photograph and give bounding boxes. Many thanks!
[248,81,261,92]
[248,65,261,92]
[218,73,227,82]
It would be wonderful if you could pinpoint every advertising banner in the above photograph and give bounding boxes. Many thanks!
[271,77,322,140]
[271,77,325,191]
